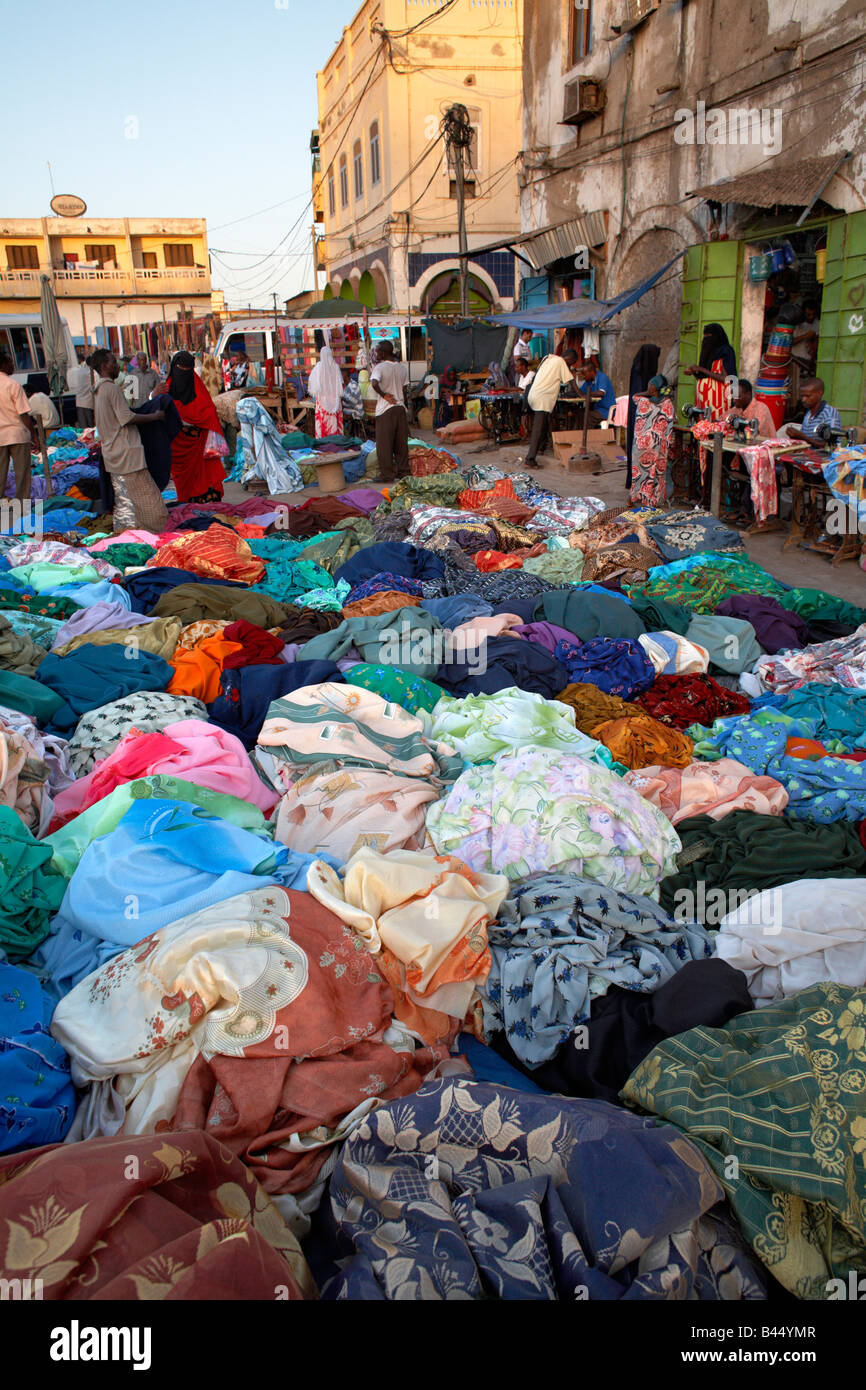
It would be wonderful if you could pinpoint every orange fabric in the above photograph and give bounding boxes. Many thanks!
[458,477,517,511]
[342,591,422,619]
[148,524,265,584]
[785,736,831,760]
[167,634,244,702]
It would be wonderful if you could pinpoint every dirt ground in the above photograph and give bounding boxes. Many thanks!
[225,427,866,606]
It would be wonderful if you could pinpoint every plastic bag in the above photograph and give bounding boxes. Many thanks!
[204,429,229,458]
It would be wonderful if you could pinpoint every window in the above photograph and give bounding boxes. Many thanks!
[369,121,381,185]
[328,172,336,217]
[353,140,364,200]
[6,245,39,270]
[339,155,349,208]
[570,0,593,62]
[30,325,46,369]
[84,244,117,267]
[141,251,158,269]
[163,243,195,267]
[9,326,35,372]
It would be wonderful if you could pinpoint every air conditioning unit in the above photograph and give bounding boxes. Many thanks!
[612,0,659,34]
[561,79,606,126]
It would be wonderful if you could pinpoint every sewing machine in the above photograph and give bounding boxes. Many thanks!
[681,404,709,425]
[727,415,760,445]
[815,423,858,449]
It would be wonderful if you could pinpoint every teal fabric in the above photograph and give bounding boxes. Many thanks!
[300,606,446,679]
[685,613,763,675]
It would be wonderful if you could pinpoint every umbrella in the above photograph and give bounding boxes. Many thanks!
[302,298,367,319]
[40,274,68,401]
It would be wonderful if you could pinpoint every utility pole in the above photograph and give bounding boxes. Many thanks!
[442,104,472,319]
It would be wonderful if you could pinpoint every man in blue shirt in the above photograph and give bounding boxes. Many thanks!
[578,363,617,423]
[786,377,842,442]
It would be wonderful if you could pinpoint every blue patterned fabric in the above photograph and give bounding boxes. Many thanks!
[555,636,656,698]
[319,1079,767,1301]
[688,708,866,820]
[0,963,75,1152]
[482,872,711,1067]
[346,572,424,604]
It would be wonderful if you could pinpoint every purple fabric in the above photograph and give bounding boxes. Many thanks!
[715,595,811,655]
[512,622,578,655]
[278,643,302,664]
[338,489,384,515]
[50,600,157,651]
[335,650,362,673]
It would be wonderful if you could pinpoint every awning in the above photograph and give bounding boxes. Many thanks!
[686,153,851,209]
[491,252,686,331]
[469,212,608,270]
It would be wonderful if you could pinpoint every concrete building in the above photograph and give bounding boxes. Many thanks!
[0,216,212,346]
[314,0,524,318]
[520,0,866,420]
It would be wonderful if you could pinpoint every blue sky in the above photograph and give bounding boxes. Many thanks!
[0,0,357,306]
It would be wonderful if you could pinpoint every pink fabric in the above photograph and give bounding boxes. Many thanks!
[449,613,524,643]
[88,529,168,551]
[612,394,630,428]
[51,718,278,823]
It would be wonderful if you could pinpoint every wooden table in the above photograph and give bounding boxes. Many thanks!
[780,449,862,565]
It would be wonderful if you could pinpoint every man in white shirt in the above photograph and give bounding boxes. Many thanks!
[370,340,409,482]
[24,385,60,429]
[524,350,579,467]
[0,352,37,498]
[67,352,95,426]
[511,328,533,381]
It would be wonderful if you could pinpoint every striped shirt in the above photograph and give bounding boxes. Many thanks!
[801,401,842,439]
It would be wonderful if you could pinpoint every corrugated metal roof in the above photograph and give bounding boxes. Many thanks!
[468,212,608,267]
[687,154,849,208]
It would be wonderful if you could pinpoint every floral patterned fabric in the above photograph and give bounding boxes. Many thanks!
[630,396,674,508]
[320,1079,766,1301]
[623,982,866,1300]
[426,747,681,892]
[430,687,620,771]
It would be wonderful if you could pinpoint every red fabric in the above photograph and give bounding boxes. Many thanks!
[221,620,285,669]
[474,549,523,572]
[458,477,518,510]
[169,888,444,1194]
[0,1130,314,1300]
[635,674,751,730]
[169,375,226,502]
[148,525,266,584]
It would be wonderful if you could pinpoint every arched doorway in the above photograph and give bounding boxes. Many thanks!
[424,271,493,317]
[322,283,334,300]
[339,278,354,300]
[357,270,377,308]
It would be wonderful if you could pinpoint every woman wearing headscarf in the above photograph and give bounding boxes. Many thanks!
[625,344,659,489]
[630,375,675,508]
[307,342,344,439]
[163,350,226,503]
[684,323,738,420]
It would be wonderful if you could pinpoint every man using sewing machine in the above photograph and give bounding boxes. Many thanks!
[729,379,776,440]
[783,378,842,443]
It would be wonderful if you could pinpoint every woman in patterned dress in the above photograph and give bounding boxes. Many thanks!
[630,375,675,507]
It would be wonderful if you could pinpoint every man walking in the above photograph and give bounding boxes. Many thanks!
[0,352,37,499]
[524,349,579,468]
[370,339,409,482]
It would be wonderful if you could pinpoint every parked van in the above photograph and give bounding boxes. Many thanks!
[213,314,428,386]
[0,313,80,423]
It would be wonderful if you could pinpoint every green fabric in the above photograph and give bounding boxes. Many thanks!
[388,472,468,511]
[0,614,47,676]
[776,587,866,628]
[659,811,866,919]
[43,495,91,513]
[522,550,585,584]
[150,584,297,628]
[345,663,445,717]
[631,558,786,614]
[45,775,270,879]
[0,589,79,620]
[430,687,621,771]
[8,562,102,592]
[0,610,62,649]
[623,982,866,1300]
[627,592,692,637]
[88,542,156,570]
[300,606,445,679]
[0,669,63,721]
[0,805,66,959]
[251,558,334,603]
[280,430,315,450]
[533,589,646,642]
[294,531,355,574]
[685,613,762,675]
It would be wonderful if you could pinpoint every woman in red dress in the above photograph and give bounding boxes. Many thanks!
[163,351,227,503]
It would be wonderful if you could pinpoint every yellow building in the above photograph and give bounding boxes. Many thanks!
[315,0,524,316]
[0,216,212,346]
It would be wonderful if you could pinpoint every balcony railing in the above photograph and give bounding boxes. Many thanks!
[0,265,210,297]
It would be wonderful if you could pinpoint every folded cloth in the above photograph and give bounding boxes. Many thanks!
[221,620,284,668]
[53,885,441,1195]
[167,634,243,702]
[322,1078,765,1301]
[147,524,266,584]
[308,849,507,1046]
[623,982,866,1300]
[0,1129,315,1298]
[636,673,750,729]
[300,607,445,680]
[62,691,209,777]
[51,718,278,824]
[207,661,346,749]
[625,757,789,825]
[0,963,75,1150]
[0,805,66,959]
[427,746,681,893]
[50,600,157,652]
[35,643,173,734]
[480,870,712,1067]
[533,587,645,643]
[0,669,63,724]
[685,613,762,675]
